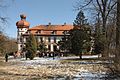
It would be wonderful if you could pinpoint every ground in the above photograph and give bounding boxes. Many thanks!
[0,56,112,80]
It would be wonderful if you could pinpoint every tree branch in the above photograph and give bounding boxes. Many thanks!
[79,0,93,10]
[96,0,103,14]
[106,1,117,20]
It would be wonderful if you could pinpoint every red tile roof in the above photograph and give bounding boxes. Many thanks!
[23,24,74,36]
[29,24,74,31]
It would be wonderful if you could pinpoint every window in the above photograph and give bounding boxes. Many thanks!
[20,37,22,42]
[38,30,41,34]
[26,31,28,34]
[26,38,28,41]
[36,30,41,34]
[48,37,51,42]
[18,33,19,35]
[63,31,66,34]
[54,37,56,43]
[51,31,56,35]
[40,37,43,42]
[53,45,57,51]
[20,45,22,47]
[48,45,51,51]
[57,37,62,41]
[17,38,19,41]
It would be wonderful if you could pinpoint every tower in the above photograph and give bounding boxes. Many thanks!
[16,14,30,52]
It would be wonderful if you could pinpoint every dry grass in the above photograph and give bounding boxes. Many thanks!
[0,57,108,80]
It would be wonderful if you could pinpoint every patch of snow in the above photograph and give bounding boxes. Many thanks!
[19,57,60,66]
[8,56,14,59]
[82,55,99,58]
[74,71,107,80]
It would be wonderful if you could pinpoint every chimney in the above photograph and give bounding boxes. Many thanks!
[64,22,66,25]
[48,22,51,26]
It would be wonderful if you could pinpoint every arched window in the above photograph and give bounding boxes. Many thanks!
[20,45,22,47]
[20,37,22,42]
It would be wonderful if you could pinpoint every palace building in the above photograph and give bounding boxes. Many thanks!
[16,14,74,52]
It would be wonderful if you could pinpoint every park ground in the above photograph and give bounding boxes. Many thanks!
[0,55,118,80]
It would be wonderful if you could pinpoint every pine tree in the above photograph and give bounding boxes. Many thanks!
[25,34,37,60]
[69,10,90,59]
[73,10,88,28]
[38,42,47,53]
[69,29,89,59]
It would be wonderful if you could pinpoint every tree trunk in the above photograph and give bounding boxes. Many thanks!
[79,53,82,59]
[116,0,120,57]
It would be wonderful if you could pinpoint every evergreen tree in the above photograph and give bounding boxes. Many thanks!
[38,42,47,53]
[70,10,90,59]
[69,29,89,59]
[73,10,88,28]
[25,34,37,60]
[94,34,104,54]
[58,34,71,53]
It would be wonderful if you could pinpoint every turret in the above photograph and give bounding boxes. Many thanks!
[16,14,30,52]
[16,14,30,28]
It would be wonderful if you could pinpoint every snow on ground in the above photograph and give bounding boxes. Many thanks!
[4,56,110,80]
[8,56,101,67]
[10,57,60,65]
[82,55,99,58]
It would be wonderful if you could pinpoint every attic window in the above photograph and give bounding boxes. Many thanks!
[27,30,31,34]
[38,30,41,34]
[63,31,69,35]
[51,31,56,35]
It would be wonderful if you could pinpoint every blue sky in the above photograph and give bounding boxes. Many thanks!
[5,0,79,38]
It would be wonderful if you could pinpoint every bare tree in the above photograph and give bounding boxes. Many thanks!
[0,0,14,31]
[75,0,117,58]
[116,0,120,49]
[0,32,17,56]
[113,0,120,72]
[0,0,14,55]
[76,0,117,33]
